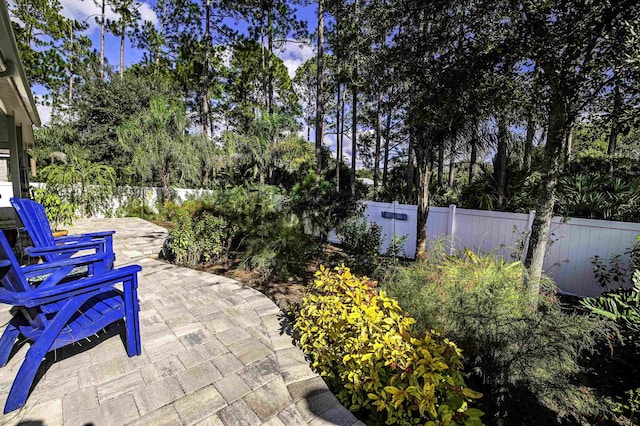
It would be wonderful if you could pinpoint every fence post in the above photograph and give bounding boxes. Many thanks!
[447,204,456,255]
[527,210,535,231]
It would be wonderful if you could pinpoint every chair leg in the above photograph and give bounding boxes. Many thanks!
[0,321,20,367]
[123,274,141,357]
[4,293,95,414]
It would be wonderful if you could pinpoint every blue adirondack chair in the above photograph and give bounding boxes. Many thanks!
[11,197,115,269]
[0,231,141,413]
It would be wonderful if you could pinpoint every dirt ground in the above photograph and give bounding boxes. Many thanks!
[193,257,321,309]
[152,219,321,308]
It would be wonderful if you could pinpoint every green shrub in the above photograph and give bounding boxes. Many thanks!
[39,157,116,217]
[335,214,382,275]
[382,249,607,424]
[295,266,483,426]
[241,214,313,282]
[581,271,640,423]
[583,269,640,348]
[290,170,359,240]
[556,174,640,221]
[115,197,158,220]
[33,188,77,230]
[161,187,314,280]
[164,212,234,266]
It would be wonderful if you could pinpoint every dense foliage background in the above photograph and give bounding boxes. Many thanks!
[10,1,640,424]
[12,0,640,220]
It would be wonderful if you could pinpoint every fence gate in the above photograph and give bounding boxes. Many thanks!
[364,201,418,259]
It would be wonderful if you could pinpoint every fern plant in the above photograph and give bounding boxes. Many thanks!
[582,270,640,337]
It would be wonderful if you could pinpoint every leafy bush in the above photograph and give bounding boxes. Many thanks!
[115,197,158,221]
[458,165,540,213]
[32,188,77,230]
[241,214,313,282]
[39,157,116,217]
[335,214,382,275]
[582,270,640,347]
[382,249,607,424]
[294,266,483,426]
[556,174,640,221]
[162,186,315,280]
[290,170,359,240]
[581,271,640,423]
[164,212,234,266]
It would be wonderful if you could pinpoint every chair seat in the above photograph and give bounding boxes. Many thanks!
[15,289,126,352]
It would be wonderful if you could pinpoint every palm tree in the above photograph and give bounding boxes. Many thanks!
[229,112,313,185]
[117,97,198,205]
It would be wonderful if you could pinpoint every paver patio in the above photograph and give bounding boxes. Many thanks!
[0,218,361,426]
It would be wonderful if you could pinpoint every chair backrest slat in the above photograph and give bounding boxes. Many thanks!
[11,198,57,262]
[0,231,31,293]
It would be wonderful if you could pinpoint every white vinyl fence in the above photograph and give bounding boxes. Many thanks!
[363,201,418,258]
[28,181,640,297]
[428,206,640,297]
[364,201,640,297]
[29,183,213,217]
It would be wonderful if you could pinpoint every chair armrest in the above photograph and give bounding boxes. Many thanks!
[22,253,109,276]
[55,230,115,242]
[20,265,141,307]
[25,241,104,257]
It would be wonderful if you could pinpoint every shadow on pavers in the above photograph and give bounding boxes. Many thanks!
[304,389,360,426]
[279,313,361,426]
[6,321,128,412]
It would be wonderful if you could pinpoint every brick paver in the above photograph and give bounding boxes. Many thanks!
[0,218,361,425]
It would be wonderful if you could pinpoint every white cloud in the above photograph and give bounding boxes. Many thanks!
[137,2,157,24]
[324,133,336,152]
[278,41,314,79]
[220,46,233,68]
[59,0,157,32]
[37,103,52,126]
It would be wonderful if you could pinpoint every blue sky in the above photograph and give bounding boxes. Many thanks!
[39,0,318,121]
[44,1,356,163]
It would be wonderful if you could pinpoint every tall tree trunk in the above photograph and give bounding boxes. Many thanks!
[469,119,478,184]
[315,0,324,177]
[351,84,357,195]
[415,139,431,258]
[202,0,211,136]
[350,0,358,195]
[267,3,274,114]
[260,22,267,110]
[373,31,385,189]
[374,91,382,188]
[162,162,171,206]
[119,22,125,79]
[100,0,105,80]
[564,125,573,165]
[406,132,414,200]
[336,81,342,191]
[607,79,621,156]
[382,107,391,187]
[495,117,508,208]
[68,24,73,106]
[524,114,535,172]
[448,137,456,188]
[524,65,539,171]
[437,141,444,187]
[524,87,568,293]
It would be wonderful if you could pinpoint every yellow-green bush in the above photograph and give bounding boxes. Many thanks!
[381,249,608,424]
[294,265,482,426]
